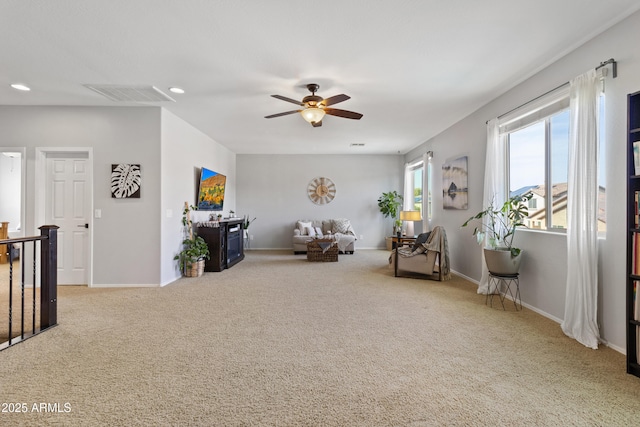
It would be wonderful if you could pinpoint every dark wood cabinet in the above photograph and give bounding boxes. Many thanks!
[196,219,244,272]
[627,90,640,377]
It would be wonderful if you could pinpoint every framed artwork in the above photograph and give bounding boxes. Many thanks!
[442,156,468,210]
[111,164,141,198]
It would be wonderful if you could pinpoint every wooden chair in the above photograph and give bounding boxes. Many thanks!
[389,226,451,281]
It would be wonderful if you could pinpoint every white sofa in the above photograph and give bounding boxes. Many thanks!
[293,219,356,254]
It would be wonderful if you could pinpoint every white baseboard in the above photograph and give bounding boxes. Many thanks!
[450,269,478,285]
[451,269,624,355]
[90,283,161,288]
[452,268,564,324]
[248,247,388,251]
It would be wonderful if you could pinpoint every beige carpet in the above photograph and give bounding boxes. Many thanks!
[1,250,639,426]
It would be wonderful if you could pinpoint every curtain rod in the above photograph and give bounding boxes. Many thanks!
[487,58,617,124]
[596,58,617,77]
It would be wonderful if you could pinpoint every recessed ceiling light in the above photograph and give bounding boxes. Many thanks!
[168,87,185,94]
[11,83,30,91]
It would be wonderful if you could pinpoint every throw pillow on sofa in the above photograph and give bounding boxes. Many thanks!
[297,221,313,235]
[332,218,351,234]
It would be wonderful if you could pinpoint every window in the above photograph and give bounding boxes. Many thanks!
[503,85,606,233]
[407,161,423,215]
[412,167,423,213]
[508,110,569,230]
[405,152,433,229]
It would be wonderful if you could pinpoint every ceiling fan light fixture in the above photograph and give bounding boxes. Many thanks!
[11,83,30,91]
[301,107,325,124]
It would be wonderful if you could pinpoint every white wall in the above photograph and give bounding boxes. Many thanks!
[405,10,640,351]
[0,106,237,287]
[0,106,162,286]
[236,154,404,249]
[160,109,236,285]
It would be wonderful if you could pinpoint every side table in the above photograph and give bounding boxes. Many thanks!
[390,236,417,250]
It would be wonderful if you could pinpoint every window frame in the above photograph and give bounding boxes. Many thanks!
[407,159,424,215]
[506,110,569,233]
[500,81,606,236]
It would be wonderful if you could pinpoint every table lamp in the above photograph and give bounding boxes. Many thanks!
[400,210,422,237]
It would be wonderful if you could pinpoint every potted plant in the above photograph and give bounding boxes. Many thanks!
[242,215,256,242]
[377,191,403,250]
[461,192,532,275]
[174,203,210,277]
[378,191,403,233]
[243,215,256,230]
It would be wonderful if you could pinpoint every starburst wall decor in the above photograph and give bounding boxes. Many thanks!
[111,164,141,199]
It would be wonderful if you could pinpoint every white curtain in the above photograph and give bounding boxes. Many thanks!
[403,162,413,235]
[422,151,430,233]
[561,69,600,349]
[403,162,412,211]
[478,119,507,294]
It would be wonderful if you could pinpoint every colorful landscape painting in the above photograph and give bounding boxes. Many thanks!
[197,168,226,210]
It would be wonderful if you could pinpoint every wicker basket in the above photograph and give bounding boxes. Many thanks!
[185,259,205,277]
[307,239,338,262]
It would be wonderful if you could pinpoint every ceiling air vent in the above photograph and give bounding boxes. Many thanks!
[83,85,175,102]
[350,143,365,147]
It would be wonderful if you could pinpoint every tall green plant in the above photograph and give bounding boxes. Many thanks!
[461,192,532,257]
[377,191,403,233]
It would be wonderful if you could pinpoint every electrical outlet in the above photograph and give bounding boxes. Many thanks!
[250,234,254,240]
[360,234,364,240]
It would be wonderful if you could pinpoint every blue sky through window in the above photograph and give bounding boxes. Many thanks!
[509,106,606,193]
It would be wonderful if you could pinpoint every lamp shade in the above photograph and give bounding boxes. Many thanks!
[300,107,326,124]
[400,210,422,221]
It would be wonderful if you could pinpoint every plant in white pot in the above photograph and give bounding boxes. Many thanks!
[174,203,210,277]
[461,192,532,275]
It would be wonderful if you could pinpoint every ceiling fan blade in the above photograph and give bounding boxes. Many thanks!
[264,110,301,119]
[311,120,322,127]
[324,108,363,120]
[321,94,350,107]
[271,94,304,106]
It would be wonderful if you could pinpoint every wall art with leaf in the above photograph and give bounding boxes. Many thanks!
[111,164,141,199]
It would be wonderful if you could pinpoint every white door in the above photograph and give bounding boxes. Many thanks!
[45,153,90,285]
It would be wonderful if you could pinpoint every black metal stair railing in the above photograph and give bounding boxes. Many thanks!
[0,225,58,351]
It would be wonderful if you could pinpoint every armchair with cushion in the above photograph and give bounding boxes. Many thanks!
[388,226,451,281]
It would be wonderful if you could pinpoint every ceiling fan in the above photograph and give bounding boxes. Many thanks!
[265,83,363,127]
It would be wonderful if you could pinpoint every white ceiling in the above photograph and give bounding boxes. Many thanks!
[2,1,640,155]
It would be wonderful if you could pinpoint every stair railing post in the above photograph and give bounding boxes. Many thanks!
[39,225,59,329]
